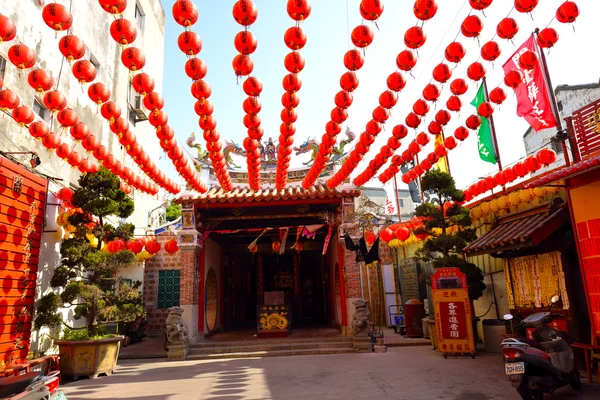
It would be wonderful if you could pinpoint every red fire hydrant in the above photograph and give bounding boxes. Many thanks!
[404,299,425,338]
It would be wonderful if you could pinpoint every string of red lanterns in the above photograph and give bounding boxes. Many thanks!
[301,0,384,189]
[275,0,312,190]
[232,0,263,191]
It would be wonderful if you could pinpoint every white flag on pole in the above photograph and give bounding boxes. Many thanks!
[384,182,399,215]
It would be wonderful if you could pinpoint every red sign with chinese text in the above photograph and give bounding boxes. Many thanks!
[439,300,468,340]
[503,35,557,132]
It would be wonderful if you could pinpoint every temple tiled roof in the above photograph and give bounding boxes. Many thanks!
[178,183,360,205]
[524,154,600,189]
[464,199,568,256]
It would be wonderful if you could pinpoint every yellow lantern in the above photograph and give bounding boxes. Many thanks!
[532,187,546,198]
[64,224,77,233]
[518,189,533,203]
[489,199,499,213]
[508,191,521,206]
[545,186,560,194]
[471,206,483,220]
[480,202,491,215]
[89,237,99,248]
[56,212,70,227]
[497,196,509,209]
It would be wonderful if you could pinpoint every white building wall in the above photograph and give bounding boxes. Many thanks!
[0,0,166,353]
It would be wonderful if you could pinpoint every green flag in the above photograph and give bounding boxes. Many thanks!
[471,84,498,165]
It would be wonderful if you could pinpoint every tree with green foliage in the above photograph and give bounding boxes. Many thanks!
[415,170,486,300]
[165,202,181,222]
[35,168,143,337]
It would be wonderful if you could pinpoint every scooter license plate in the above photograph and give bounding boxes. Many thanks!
[505,362,525,375]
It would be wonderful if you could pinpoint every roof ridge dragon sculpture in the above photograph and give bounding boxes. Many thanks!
[293,127,356,166]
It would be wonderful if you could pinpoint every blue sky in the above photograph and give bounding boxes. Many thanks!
[158,0,599,190]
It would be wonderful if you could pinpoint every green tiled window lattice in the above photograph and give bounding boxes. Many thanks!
[157,270,180,309]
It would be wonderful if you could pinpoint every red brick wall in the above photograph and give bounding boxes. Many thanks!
[344,249,362,299]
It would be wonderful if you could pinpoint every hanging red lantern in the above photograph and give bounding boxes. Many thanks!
[469,0,493,10]
[515,0,539,13]
[360,0,384,20]
[121,47,146,71]
[444,136,457,150]
[416,132,430,146]
[70,122,90,141]
[467,61,486,81]
[379,90,398,109]
[334,90,353,109]
[432,63,452,83]
[446,96,462,112]
[244,113,261,129]
[110,19,137,46]
[127,240,144,254]
[287,0,312,21]
[72,60,97,84]
[372,106,390,123]
[28,121,49,140]
[283,26,306,51]
[282,91,300,108]
[387,137,401,150]
[445,42,466,63]
[178,31,202,55]
[461,15,483,38]
[42,133,61,151]
[82,134,100,152]
[111,117,130,134]
[145,240,161,255]
[477,102,494,118]
[395,226,410,241]
[132,72,155,95]
[436,110,451,125]
[233,0,258,26]
[119,129,136,146]
[454,126,470,141]
[413,99,430,116]
[57,108,79,128]
[195,99,214,116]
[465,115,482,130]
[243,97,261,113]
[43,90,67,113]
[524,155,541,172]
[364,231,377,245]
[28,69,54,93]
[143,92,164,111]
[165,239,179,254]
[340,72,359,92]
[392,124,409,139]
[501,167,516,183]
[99,0,127,14]
[423,84,441,102]
[243,77,263,97]
[56,143,72,160]
[396,50,417,71]
[366,120,382,135]
[282,108,299,124]
[536,148,557,166]
[409,141,422,154]
[351,25,374,48]
[518,50,538,70]
[406,113,422,129]
[449,78,468,96]
[537,27,559,48]
[88,82,111,105]
[404,26,427,49]
[12,106,34,126]
[331,107,348,124]
[504,69,523,88]
[497,17,519,40]
[343,50,364,71]
[282,74,302,93]
[100,101,121,122]
[557,1,579,23]
[0,15,16,43]
[489,87,507,104]
[173,0,199,26]
[481,41,501,62]
[42,3,73,32]
[387,71,406,92]
[158,125,175,141]
[185,57,208,80]
[191,80,212,99]
[8,44,36,70]
[380,228,395,243]
[428,121,443,136]
[284,52,305,73]
[58,35,86,61]
[414,0,438,21]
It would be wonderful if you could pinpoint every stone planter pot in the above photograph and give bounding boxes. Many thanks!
[55,336,123,380]
[422,318,437,350]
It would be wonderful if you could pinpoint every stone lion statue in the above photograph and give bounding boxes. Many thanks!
[165,307,189,346]
[351,299,370,336]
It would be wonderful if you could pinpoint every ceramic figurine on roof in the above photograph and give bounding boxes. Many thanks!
[262,137,278,162]
[294,127,356,166]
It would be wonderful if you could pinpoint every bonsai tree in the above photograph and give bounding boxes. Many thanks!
[414,170,486,300]
[165,202,181,222]
[35,167,143,337]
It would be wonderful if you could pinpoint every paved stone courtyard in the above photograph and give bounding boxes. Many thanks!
[62,347,600,400]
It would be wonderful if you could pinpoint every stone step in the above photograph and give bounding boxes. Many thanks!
[189,341,353,354]
[187,347,355,360]
[191,336,352,349]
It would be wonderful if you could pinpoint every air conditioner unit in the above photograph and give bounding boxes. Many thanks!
[129,92,148,123]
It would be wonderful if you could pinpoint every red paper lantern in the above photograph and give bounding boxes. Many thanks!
[172,0,199,26]
[366,120,381,135]
[243,77,263,97]
[119,130,136,146]
[416,132,430,146]
[191,80,212,99]
[144,92,165,110]
[413,99,430,116]
[331,108,348,124]
[231,54,252,76]
[466,115,482,130]
[477,102,494,118]
[379,90,398,109]
[340,72,359,92]
[515,0,539,13]
[121,47,146,71]
[387,137,401,150]
[185,58,207,81]
[82,134,100,152]
[243,97,261,114]
[428,121,443,136]
[450,78,468,96]
[233,0,258,26]
[364,231,377,245]
[406,113,422,129]
[110,19,137,46]
[282,92,300,108]
[100,101,121,122]
[43,90,67,113]
[165,239,179,254]
[42,3,73,32]
[436,110,451,125]
[99,0,127,14]
[504,70,523,88]
[0,14,16,43]
[351,25,374,48]
[497,17,519,40]
[127,240,144,254]
[387,72,406,92]
[489,87,507,104]
[481,41,501,62]
[57,108,79,128]
[58,35,86,61]
[445,42,466,63]
[454,126,470,141]
[0,89,20,111]
[413,0,438,21]
[28,121,49,140]
[396,50,417,71]
[244,113,261,129]
[372,106,390,123]
[409,141,421,154]
[536,148,557,166]
[404,26,427,49]
[158,125,176,140]
[88,83,111,105]
[423,84,441,102]
[537,27,559,48]
[446,96,462,112]
[68,152,83,169]
[469,0,493,10]
[72,60,97,84]
[178,31,202,55]
[12,106,34,126]
[111,117,130,134]
[380,228,394,243]
[145,240,161,255]
[28,69,54,93]
[392,124,409,139]
[56,143,72,160]
[287,0,312,21]
[502,167,516,183]
[518,50,538,70]
[524,155,541,172]
[132,72,155,95]
[395,226,410,241]
[282,108,299,124]
[8,44,36,70]
[557,1,579,23]
[444,136,457,150]
[513,162,527,177]
[284,26,306,51]
[70,122,90,141]
[334,91,353,109]
[343,50,364,71]
[432,63,452,83]
[284,52,305,73]
[461,15,483,38]
[467,62,486,81]
[360,0,384,21]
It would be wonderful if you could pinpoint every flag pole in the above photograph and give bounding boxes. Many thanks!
[533,29,571,166]
[482,77,503,172]
[392,173,403,223]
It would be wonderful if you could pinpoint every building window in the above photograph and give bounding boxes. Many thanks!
[157,269,180,309]
[551,141,563,155]
[0,56,6,86]
[399,199,404,208]
[135,3,145,32]
[32,99,51,123]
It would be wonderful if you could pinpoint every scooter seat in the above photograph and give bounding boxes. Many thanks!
[0,371,42,398]
[522,338,545,351]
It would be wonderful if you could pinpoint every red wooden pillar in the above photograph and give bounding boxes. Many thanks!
[337,243,347,326]
[328,242,335,323]
[198,246,205,334]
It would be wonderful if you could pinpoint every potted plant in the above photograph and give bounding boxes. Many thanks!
[414,170,486,349]
[34,167,143,379]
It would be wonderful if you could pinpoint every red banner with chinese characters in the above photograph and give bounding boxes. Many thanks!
[503,35,557,132]
[439,301,468,340]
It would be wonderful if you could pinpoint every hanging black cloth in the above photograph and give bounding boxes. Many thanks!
[344,234,363,262]
[343,234,379,264]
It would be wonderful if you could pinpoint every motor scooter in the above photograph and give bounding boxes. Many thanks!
[0,370,66,399]
[501,295,581,400]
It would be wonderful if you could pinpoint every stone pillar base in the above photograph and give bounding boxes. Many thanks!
[167,344,188,361]
[353,334,371,353]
